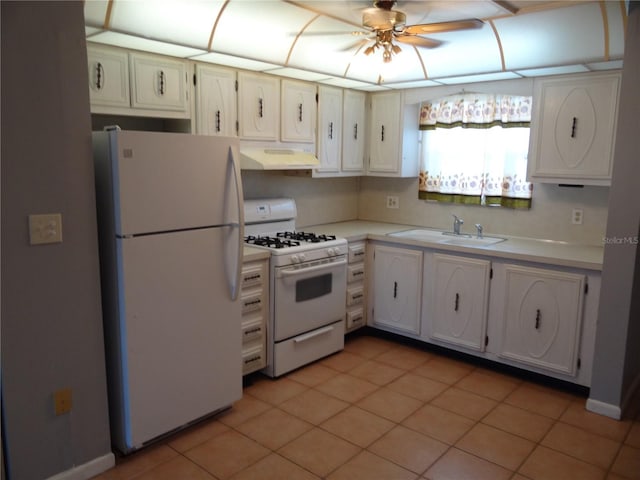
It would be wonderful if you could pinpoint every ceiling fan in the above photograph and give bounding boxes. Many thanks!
[349,0,484,62]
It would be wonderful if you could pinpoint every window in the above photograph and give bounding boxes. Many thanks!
[418,93,533,208]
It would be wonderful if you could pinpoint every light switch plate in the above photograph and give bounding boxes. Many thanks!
[29,213,63,245]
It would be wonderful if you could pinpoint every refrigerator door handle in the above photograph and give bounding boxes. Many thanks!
[228,145,244,301]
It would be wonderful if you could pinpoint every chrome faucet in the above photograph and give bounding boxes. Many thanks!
[452,215,463,235]
[475,224,483,239]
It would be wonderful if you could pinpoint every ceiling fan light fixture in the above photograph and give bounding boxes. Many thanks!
[391,44,402,54]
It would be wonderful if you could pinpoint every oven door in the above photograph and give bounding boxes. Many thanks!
[273,255,347,341]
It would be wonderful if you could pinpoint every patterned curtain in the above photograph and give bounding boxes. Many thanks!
[418,93,533,208]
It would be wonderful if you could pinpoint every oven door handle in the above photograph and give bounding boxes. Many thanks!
[277,258,347,278]
[293,325,335,344]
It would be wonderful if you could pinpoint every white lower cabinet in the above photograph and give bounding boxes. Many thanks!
[369,244,422,335]
[427,253,491,351]
[240,257,269,374]
[495,264,585,376]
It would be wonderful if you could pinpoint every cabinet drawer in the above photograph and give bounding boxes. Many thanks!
[241,265,265,290]
[346,308,365,330]
[242,345,265,374]
[347,264,365,283]
[241,317,264,344]
[346,286,364,306]
[348,244,366,263]
[241,292,263,314]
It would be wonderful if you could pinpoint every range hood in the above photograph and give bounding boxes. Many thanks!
[240,147,320,170]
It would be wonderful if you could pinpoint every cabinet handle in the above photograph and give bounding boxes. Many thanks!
[258,98,264,118]
[454,293,460,312]
[328,121,333,140]
[381,125,385,141]
[571,117,577,138]
[159,70,165,96]
[535,309,541,329]
[215,110,221,133]
[95,62,104,90]
[298,103,303,122]
[354,123,358,140]
[393,281,398,298]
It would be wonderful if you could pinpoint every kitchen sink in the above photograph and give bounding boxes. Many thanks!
[439,235,506,246]
[388,229,506,247]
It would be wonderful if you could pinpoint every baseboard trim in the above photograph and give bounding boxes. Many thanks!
[46,452,115,480]
[585,398,622,420]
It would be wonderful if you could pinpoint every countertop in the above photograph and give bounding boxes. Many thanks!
[243,245,271,262]
[303,220,604,271]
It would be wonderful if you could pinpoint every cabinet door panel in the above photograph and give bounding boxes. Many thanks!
[430,254,490,351]
[369,92,401,173]
[87,46,130,108]
[342,90,366,172]
[281,80,316,142]
[195,65,237,136]
[238,72,279,140]
[317,86,343,172]
[130,54,187,111]
[371,245,421,334]
[499,265,584,375]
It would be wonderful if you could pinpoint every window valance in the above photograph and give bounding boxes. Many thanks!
[419,93,532,130]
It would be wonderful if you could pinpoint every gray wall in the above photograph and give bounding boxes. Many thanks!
[1,2,111,479]
[589,2,640,413]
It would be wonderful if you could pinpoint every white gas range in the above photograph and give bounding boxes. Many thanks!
[244,198,346,377]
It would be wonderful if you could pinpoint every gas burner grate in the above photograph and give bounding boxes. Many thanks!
[277,231,338,243]
[245,235,301,249]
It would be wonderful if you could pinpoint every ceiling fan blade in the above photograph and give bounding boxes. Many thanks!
[289,30,370,37]
[403,18,483,35]
[395,35,442,49]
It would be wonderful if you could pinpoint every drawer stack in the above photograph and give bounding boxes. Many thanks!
[240,258,268,374]
[346,241,366,332]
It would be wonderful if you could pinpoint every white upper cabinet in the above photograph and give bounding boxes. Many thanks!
[528,72,621,186]
[428,254,491,352]
[87,45,130,109]
[195,64,237,136]
[342,90,366,173]
[316,86,343,173]
[129,52,189,112]
[368,91,420,177]
[281,79,316,143]
[237,71,279,141]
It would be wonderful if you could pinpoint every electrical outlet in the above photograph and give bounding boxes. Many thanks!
[386,196,399,209]
[53,388,73,415]
[572,208,584,225]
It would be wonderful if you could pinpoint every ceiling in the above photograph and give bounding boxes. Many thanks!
[84,1,628,91]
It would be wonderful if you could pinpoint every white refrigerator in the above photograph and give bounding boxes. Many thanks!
[92,129,244,453]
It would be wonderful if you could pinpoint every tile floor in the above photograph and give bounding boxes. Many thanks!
[92,333,640,480]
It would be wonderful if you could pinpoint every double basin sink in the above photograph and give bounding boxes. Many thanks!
[388,228,507,247]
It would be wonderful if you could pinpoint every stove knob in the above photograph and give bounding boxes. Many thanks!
[299,253,306,262]
[291,255,299,263]
[333,246,341,255]
[327,248,335,256]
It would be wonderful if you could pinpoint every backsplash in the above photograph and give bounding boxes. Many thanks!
[358,177,609,246]
[241,171,609,245]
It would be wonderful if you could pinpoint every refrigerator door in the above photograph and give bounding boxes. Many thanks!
[108,130,242,236]
[115,227,242,451]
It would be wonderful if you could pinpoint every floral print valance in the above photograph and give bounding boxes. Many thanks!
[419,93,532,130]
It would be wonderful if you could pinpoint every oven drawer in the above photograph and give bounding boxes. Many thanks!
[242,345,265,374]
[346,308,365,330]
[347,264,365,283]
[346,286,364,306]
[348,244,366,263]
[271,320,344,377]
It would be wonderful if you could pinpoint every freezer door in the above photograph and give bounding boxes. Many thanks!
[107,130,242,236]
[114,228,241,451]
